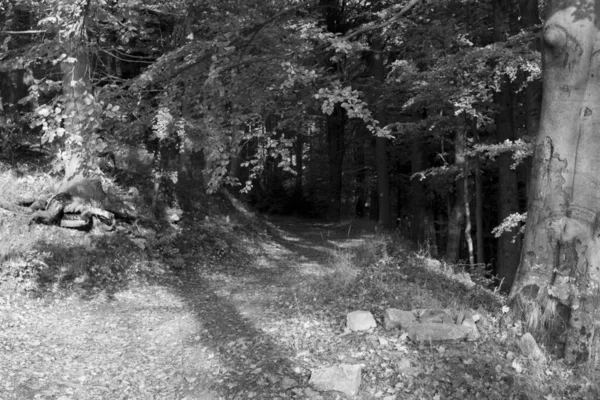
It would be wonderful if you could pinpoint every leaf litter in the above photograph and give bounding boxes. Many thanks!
[0,215,598,399]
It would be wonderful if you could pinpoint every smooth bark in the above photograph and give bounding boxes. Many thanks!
[510,1,600,364]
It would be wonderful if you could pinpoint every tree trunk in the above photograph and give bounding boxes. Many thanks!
[446,130,466,262]
[327,104,346,221]
[474,154,485,266]
[411,135,438,256]
[521,0,542,196]
[371,35,393,229]
[321,0,347,222]
[510,1,600,365]
[370,179,379,221]
[60,43,94,189]
[294,134,304,196]
[494,79,521,290]
[463,160,475,267]
[354,142,367,217]
[492,0,522,291]
[228,142,242,183]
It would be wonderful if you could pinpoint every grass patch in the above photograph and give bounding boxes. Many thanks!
[0,166,55,201]
[300,228,501,317]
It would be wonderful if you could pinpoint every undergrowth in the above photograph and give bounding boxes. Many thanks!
[303,228,501,316]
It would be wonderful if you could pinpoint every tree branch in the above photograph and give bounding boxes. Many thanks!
[98,48,155,64]
[172,0,317,79]
[344,0,423,41]
[0,30,46,34]
[239,0,317,38]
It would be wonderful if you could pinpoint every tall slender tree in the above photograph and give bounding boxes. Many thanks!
[370,35,393,229]
[493,0,522,290]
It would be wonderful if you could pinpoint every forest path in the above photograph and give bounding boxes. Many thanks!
[2,214,561,399]
[1,216,384,400]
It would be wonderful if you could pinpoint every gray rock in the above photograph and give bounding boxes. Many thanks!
[461,317,480,341]
[347,310,377,332]
[405,322,473,342]
[280,377,298,390]
[303,387,322,398]
[309,364,362,397]
[413,309,451,323]
[519,332,545,362]
[383,308,416,330]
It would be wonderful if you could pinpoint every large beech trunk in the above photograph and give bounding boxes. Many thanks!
[510,0,600,364]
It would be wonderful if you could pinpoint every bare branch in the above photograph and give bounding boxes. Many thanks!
[98,48,155,64]
[0,30,46,34]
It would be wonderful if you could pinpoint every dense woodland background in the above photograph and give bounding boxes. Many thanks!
[0,0,538,288]
[7,0,600,397]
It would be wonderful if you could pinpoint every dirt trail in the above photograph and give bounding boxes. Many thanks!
[1,217,376,400]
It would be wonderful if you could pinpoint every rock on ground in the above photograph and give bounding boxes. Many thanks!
[347,310,377,332]
[405,322,474,342]
[309,364,362,397]
[384,308,481,342]
[383,308,416,330]
[461,317,480,341]
[519,332,545,362]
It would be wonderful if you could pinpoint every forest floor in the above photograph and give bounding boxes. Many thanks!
[1,180,599,399]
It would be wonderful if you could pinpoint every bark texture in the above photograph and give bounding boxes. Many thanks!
[510,1,600,364]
